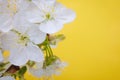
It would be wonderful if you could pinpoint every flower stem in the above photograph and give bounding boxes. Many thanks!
[46,35,54,57]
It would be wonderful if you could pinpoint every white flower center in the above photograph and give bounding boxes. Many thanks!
[44,13,55,22]
[11,29,30,46]
[45,13,51,20]
[18,34,29,46]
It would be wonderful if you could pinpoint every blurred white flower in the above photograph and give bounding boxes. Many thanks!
[0,0,33,32]
[0,76,14,80]
[1,26,46,66]
[25,0,76,34]
[30,59,67,77]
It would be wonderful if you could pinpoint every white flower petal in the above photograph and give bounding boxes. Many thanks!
[1,31,19,50]
[39,20,63,34]
[9,46,28,66]
[55,9,76,24]
[16,0,32,11]
[26,44,44,62]
[29,68,44,77]
[0,14,13,32]
[58,62,67,69]
[0,76,15,80]
[27,26,46,44]
[29,62,44,77]
[43,69,54,76]
[25,5,45,23]
[13,11,33,33]
[54,3,76,24]
[0,50,3,62]
[32,0,56,7]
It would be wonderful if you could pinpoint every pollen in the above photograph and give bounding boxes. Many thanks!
[46,13,51,20]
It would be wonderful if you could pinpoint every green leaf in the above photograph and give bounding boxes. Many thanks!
[18,66,27,76]
[0,62,9,72]
[0,62,9,68]
[16,66,27,80]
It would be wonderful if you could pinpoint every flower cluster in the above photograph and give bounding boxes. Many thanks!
[0,0,75,80]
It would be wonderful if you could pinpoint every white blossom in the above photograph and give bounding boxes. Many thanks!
[29,59,67,77]
[1,26,46,66]
[25,0,76,34]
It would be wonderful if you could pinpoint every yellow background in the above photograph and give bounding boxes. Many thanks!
[25,0,120,80]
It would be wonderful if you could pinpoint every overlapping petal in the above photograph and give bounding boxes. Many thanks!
[26,44,44,63]
[25,5,45,23]
[27,26,46,44]
[39,20,63,34]
[9,45,28,66]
